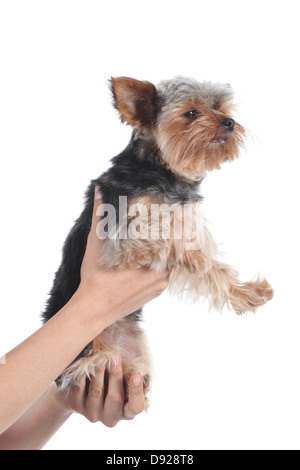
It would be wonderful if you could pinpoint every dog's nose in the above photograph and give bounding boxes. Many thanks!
[221,118,235,131]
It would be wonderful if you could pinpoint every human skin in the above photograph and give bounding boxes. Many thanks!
[0,187,169,448]
[0,365,145,450]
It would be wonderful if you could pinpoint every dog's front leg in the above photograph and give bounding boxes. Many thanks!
[100,197,273,314]
[170,221,274,314]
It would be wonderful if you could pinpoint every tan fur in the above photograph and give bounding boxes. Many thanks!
[59,77,273,403]
[156,102,245,180]
[101,195,273,315]
[111,77,157,128]
[170,263,273,313]
[60,196,273,399]
[59,316,152,408]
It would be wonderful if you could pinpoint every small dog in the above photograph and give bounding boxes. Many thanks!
[43,76,273,405]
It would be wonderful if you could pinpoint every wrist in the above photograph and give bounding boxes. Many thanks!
[65,288,109,337]
[48,384,73,418]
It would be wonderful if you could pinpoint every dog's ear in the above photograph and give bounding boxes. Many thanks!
[110,77,157,127]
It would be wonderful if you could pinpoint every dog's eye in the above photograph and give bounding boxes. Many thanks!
[183,110,201,119]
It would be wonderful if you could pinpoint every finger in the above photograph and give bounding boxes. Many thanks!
[103,357,124,426]
[67,375,87,413]
[123,375,145,419]
[84,366,106,422]
[85,186,105,259]
[89,186,104,241]
[91,186,103,230]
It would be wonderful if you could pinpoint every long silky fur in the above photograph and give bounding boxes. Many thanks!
[43,76,273,395]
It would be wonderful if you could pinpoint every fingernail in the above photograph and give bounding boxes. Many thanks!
[113,356,121,369]
[132,375,141,387]
[94,186,102,201]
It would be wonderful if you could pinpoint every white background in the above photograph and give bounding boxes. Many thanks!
[0,0,299,451]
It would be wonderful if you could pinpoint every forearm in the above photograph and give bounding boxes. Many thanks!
[0,295,105,434]
[0,186,169,447]
[0,384,72,450]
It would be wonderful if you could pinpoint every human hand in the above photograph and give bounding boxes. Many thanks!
[54,358,145,427]
[74,186,169,330]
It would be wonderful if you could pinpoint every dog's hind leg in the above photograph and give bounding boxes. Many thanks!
[57,315,152,408]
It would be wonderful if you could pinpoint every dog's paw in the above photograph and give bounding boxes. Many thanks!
[229,277,274,314]
[57,353,152,411]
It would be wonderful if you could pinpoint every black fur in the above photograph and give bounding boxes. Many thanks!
[42,133,202,365]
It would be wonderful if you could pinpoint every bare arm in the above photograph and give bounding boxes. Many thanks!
[0,385,72,450]
[0,366,145,450]
[0,188,169,439]
[0,295,98,435]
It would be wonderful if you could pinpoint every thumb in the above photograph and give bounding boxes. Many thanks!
[88,186,105,249]
[80,187,105,276]
[91,186,103,228]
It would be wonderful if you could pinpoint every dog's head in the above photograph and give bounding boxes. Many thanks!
[110,76,245,181]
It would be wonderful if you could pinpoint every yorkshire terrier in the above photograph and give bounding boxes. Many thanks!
[43,77,274,405]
